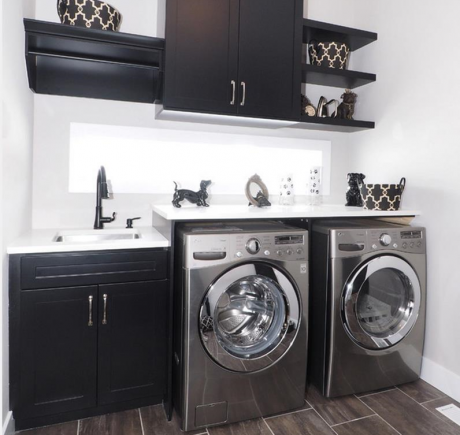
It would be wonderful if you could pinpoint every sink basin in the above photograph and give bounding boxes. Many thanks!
[54,229,141,243]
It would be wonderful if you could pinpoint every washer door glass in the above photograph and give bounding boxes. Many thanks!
[343,255,421,350]
[200,263,300,372]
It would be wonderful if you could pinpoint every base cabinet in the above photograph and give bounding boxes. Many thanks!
[10,249,169,430]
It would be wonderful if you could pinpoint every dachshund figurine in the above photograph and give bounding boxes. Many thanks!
[345,173,366,207]
[172,180,212,208]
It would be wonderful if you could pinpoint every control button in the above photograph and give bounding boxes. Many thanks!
[372,244,378,250]
[296,248,303,255]
[410,242,415,248]
[246,238,261,255]
[264,250,270,256]
[417,241,422,248]
[393,243,398,248]
[402,242,408,249]
[286,249,293,255]
[379,233,392,246]
[276,250,283,256]
[236,252,243,258]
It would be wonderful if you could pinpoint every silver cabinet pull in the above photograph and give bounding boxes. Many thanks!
[240,81,246,106]
[88,295,94,327]
[102,294,108,325]
[230,80,236,105]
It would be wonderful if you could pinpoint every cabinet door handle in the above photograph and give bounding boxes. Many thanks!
[230,80,236,105]
[240,81,246,106]
[88,295,94,327]
[102,294,108,325]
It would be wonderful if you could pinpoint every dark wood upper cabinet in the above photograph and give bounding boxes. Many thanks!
[164,0,302,120]
[98,280,169,405]
[164,0,240,114]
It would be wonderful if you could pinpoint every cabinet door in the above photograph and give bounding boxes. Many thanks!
[237,0,301,120]
[18,286,98,418]
[98,280,169,405]
[164,0,239,114]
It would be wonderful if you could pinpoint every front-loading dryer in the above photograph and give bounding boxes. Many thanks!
[310,220,426,397]
[174,221,308,431]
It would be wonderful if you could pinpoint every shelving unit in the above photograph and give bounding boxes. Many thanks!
[24,19,165,103]
[300,19,377,131]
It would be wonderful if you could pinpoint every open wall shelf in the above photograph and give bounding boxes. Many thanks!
[24,19,165,103]
[301,64,376,89]
[297,115,375,132]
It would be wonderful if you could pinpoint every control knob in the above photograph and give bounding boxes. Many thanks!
[246,238,261,255]
[379,233,392,246]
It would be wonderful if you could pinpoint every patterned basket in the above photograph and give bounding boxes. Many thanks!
[308,40,350,69]
[359,178,406,211]
[57,0,122,31]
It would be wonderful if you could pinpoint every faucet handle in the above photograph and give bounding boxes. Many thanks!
[110,212,116,222]
[126,217,141,229]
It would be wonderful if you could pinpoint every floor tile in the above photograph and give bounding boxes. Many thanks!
[207,418,271,435]
[79,409,142,435]
[333,415,399,435]
[422,396,460,429]
[361,389,460,435]
[356,386,396,398]
[265,409,335,435]
[140,405,204,435]
[306,385,374,426]
[17,421,78,435]
[398,379,446,403]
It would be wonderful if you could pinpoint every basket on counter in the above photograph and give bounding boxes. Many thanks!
[359,178,406,211]
[57,0,122,31]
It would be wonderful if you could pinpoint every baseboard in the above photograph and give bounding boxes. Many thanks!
[421,356,460,403]
[2,411,14,435]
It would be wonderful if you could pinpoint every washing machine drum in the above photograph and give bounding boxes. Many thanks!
[342,255,422,350]
[200,263,301,373]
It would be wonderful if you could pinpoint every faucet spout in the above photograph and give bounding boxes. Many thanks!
[94,166,116,230]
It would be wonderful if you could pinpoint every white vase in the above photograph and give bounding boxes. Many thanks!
[279,174,295,206]
[308,166,323,206]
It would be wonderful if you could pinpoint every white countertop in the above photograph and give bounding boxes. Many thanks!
[7,227,170,255]
[152,204,421,221]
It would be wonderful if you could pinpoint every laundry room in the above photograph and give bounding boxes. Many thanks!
[1,0,460,435]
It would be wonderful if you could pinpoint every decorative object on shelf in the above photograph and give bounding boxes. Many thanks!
[337,89,358,120]
[307,166,323,206]
[301,94,316,116]
[279,174,295,206]
[359,178,406,211]
[308,40,350,70]
[57,0,122,31]
[172,180,212,208]
[345,173,366,207]
[246,174,271,208]
[317,97,339,118]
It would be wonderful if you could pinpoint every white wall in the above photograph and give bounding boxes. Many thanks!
[2,0,35,431]
[341,0,460,400]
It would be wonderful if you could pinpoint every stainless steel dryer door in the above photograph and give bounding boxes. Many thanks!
[342,255,421,350]
[199,263,301,373]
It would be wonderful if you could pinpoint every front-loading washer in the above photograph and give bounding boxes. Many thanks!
[310,220,427,397]
[173,221,308,431]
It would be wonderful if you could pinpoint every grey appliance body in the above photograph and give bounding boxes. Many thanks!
[310,220,427,397]
[174,222,308,431]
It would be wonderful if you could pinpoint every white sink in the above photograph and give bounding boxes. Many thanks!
[54,229,141,243]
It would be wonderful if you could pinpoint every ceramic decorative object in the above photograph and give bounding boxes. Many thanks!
[359,178,406,211]
[279,174,295,206]
[172,180,212,208]
[246,174,271,207]
[345,173,366,207]
[308,166,323,206]
[308,40,350,69]
[57,0,123,31]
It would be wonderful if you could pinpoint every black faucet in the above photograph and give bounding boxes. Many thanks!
[94,166,116,230]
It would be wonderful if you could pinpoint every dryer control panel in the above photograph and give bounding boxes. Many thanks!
[330,226,426,259]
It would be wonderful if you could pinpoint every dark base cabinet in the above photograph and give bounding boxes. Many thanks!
[9,249,170,430]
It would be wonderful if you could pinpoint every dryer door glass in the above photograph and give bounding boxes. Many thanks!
[200,263,301,373]
[343,255,421,350]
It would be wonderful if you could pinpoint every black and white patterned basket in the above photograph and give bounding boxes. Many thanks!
[359,178,406,211]
[57,0,122,31]
[308,40,350,69]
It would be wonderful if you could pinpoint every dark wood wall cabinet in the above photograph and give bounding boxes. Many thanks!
[9,248,169,430]
[24,19,165,103]
[163,0,303,121]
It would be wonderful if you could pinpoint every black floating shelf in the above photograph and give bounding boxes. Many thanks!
[302,64,376,89]
[303,19,377,51]
[24,19,165,104]
[297,115,375,132]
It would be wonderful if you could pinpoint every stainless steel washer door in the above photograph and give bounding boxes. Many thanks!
[200,263,301,372]
[342,255,421,350]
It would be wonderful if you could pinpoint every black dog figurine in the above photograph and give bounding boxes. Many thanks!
[249,191,272,207]
[345,173,366,207]
[337,89,357,120]
[172,180,212,208]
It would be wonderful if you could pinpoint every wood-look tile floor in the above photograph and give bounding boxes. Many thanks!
[16,380,460,435]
